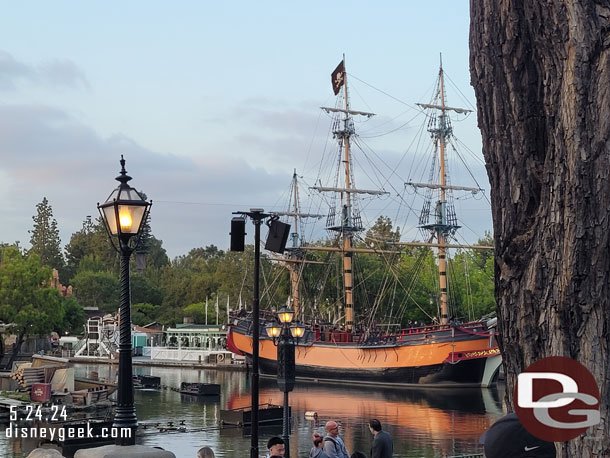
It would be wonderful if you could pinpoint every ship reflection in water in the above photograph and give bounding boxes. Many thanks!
[0,365,505,457]
[229,378,505,457]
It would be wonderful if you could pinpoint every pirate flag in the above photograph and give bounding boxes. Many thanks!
[331,60,345,95]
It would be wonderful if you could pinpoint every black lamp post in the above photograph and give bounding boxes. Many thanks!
[230,211,291,458]
[98,156,151,446]
[266,307,305,458]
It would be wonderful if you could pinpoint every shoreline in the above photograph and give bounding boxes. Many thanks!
[68,356,247,372]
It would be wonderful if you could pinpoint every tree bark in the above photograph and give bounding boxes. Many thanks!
[470,0,610,456]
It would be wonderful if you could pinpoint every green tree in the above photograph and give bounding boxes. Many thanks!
[364,216,400,249]
[71,270,119,314]
[156,305,184,326]
[143,236,170,270]
[159,263,194,310]
[61,297,86,334]
[64,216,117,282]
[29,197,64,273]
[0,247,64,367]
[213,248,255,311]
[447,246,495,322]
[393,246,439,324]
[183,302,208,324]
[132,303,160,326]
[131,275,163,305]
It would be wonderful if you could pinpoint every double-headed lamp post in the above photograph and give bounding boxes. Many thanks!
[98,156,151,446]
[266,307,305,458]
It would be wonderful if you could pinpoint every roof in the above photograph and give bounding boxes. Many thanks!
[133,325,164,334]
[174,324,226,330]
[143,321,163,328]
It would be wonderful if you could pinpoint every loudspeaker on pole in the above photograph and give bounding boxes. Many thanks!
[265,220,291,254]
[230,217,246,251]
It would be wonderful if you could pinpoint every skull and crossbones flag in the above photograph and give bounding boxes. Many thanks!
[331,60,345,95]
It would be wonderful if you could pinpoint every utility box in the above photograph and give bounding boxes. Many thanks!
[31,383,52,402]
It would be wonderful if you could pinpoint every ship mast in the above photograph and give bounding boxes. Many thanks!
[414,58,473,325]
[341,59,355,331]
[290,170,301,316]
[438,61,449,325]
[271,170,324,319]
[315,56,377,332]
[300,58,490,329]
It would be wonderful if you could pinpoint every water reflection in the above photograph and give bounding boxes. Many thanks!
[0,363,505,457]
[230,378,504,457]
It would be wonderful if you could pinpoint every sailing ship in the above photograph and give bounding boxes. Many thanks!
[227,57,501,387]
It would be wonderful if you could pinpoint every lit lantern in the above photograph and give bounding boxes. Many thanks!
[266,324,282,338]
[98,155,151,246]
[290,323,306,339]
[277,307,295,325]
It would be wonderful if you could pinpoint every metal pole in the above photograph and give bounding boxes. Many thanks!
[278,340,290,458]
[250,212,263,458]
[114,245,137,445]
[277,322,294,458]
[283,378,291,458]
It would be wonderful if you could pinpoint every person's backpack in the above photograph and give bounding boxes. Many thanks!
[323,436,338,455]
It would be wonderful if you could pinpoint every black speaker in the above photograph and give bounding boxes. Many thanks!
[265,220,291,254]
[230,217,246,251]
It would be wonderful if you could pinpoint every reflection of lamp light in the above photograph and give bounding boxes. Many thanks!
[97,156,151,446]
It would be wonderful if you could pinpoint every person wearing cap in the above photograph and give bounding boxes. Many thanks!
[481,413,556,457]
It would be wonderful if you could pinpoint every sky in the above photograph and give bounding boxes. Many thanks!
[0,2,491,260]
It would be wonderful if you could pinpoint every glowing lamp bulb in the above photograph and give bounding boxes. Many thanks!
[290,325,305,338]
[277,307,294,324]
[119,213,133,230]
[266,325,281,338]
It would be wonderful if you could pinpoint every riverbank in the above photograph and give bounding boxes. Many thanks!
[68,356,247,372]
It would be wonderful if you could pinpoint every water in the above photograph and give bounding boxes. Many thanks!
[1,363,506,457]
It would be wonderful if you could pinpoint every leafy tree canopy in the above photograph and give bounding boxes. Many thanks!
[71,270,119,314]
[0,248,68,362]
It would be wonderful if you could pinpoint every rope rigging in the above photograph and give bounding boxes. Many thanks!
[254,64,493,333]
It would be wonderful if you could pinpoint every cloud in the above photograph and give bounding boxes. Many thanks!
[212,99,328,174]
[0,103,290,258]
[0,90,490,259]
[0,50,89,91]
[38,59,90,90]
[0,51,34,90]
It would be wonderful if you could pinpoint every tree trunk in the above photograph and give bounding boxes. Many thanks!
[470,1,610,456]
